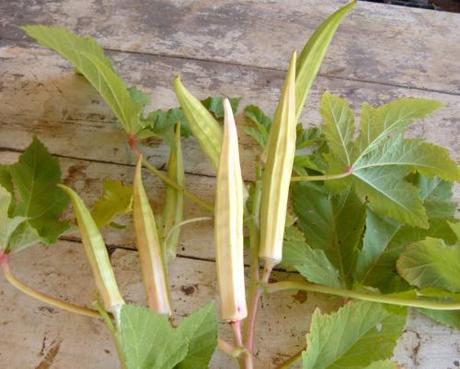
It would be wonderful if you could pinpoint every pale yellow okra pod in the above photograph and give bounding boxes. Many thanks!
[259,52,297,266]
[174,77,223,168]
[215,99,247,321]
[59,185,125,316]
[133,157,172,315]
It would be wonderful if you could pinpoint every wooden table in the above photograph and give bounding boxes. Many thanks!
[1,1,459,368]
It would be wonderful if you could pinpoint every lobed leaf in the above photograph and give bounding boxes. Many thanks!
[23,25,142,134]
[119,303,218,369]
[283,238,342,288]
[91,180,133,228]
[397,238,460,293]
[302,301,407,369]
[10,137,69,244]
[355,97,443,160]
[120,305,187,369]
[177,303,218,369]
[321,91,355,167]
[0,186,27,252]
[292,182,366,286]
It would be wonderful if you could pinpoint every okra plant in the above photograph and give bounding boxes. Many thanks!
[1,1,460,368]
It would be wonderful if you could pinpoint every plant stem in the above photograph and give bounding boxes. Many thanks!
[243,163,263,357]
[266,281,460,310]
[141,158,214,212]
[0,255,100,318]
[218,339,238,357]
[129,135,214,212]
[290,171,351,182]
[275,347,304,369]
[164,216,212,245]
[244,262,275,356]
[231,321,254,369]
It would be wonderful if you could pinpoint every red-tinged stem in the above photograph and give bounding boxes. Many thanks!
[244,261,275,357]
[230,321,253,369]
[0,252,100,319]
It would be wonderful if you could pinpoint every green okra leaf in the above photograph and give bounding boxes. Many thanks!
[92,180,133,229]
[133,157,172,315]
[201,96,240,120]
[355,98,444,161]
[295,1,356,120]
[282,236,343,288]
[119,302,218,369]
[363,361,400,369]
[173,77,223,168]
[8,137,69,246]
[321,91,355,168]
[120,304,188,369]
[162,124,184,262]
[397,237,460,293]
[214,99,247,321]
[302,301,407,369]
[23,26,143,134]
[319,92,457,228]
[59,185,124,313]
[0,186,27,252]
[259,52,297,265]
[177,302,218,369]
[292,182,366,286]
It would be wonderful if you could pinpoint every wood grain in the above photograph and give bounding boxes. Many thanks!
[1,0,460,93]
[0,1,459,368]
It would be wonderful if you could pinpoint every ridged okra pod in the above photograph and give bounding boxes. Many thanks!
[162,123,184,262]
[133,157,172,315]
[215,99,247,321]
[259,52,297,266]
[173,77,223,168]
[59,185,125,315]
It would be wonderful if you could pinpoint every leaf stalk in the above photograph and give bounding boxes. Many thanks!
[0,254,100,318]
[266,281,460,310]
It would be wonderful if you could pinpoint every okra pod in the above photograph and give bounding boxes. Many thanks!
[133,157,172,315]
[162,123,184,263]
[259,52,297,266]
[59,185,125,315]
[215,98,247,321]
[173,77,223,168]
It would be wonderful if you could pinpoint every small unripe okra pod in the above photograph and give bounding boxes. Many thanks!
[133,157,172,315]
[162,123,184,262]
[59,185,125,316]
[259,52,297,266]
[174,76,222,168]
[215,98,247,322]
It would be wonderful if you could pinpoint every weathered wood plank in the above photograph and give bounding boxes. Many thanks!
[1,241,459,369]
[0,45,459,182]
[0,241,340,369]
[1,0,459,93]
